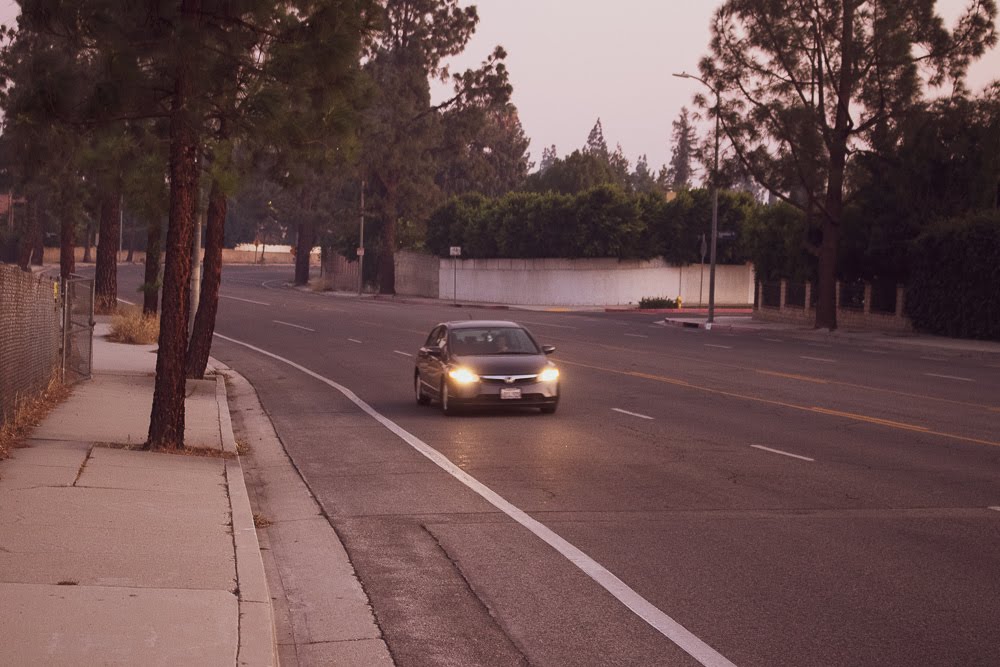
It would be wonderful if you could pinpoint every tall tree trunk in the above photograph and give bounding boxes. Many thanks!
[186,178,225,379]
[82,222,93,263]
[17,197,37,271]
[126,214,135,263]
[294,220,315,286]
[378,186,397,295]
[814,2,856,332]
[60,212,76,280]
[95,190,121,313]
[142,217,164,315]
[148,0,201,450]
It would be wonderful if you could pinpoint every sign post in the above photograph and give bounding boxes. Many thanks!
[449,246,461,305]
[699,233,707,308]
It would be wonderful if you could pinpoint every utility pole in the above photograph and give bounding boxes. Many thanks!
[358,178,365,295]
[673,71,720,326]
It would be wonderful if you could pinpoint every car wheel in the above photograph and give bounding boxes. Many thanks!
[540,403,558,415]
[415,373,430,405]
[440,380,457,416]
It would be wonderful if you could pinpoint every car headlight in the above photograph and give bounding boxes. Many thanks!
[448,368,480,384]
[539,367,560,382]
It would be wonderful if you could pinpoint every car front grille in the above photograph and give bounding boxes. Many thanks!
[480,374,539,386]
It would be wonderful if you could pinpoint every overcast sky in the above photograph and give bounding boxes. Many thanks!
[2,1,997,172]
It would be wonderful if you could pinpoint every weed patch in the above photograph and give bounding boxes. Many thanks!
[0,375,71,459]
[108,307,160,345]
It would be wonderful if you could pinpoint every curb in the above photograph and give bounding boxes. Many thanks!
[655,319,769,333]
[215,374,278,667]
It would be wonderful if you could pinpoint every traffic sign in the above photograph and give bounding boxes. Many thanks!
[449,246,462,257]
[356,247,365,256]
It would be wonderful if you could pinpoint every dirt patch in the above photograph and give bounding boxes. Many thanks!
[0,376,71,460]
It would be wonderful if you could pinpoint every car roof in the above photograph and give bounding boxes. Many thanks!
[443,320,523,330]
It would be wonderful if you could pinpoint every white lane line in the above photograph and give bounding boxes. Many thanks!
[807,343,832,348]
[800,356,836,363]
[348,338,363,344]
[920,356,949,362]
[924,373,974,383]
[750,445,815,462]
[612,408,654,420]
[118,298,136,306]
[394,350,414,358]
[273,320,315,332]
[213,333,737,667]
[762,338,784,343]
[519,321,579,330]
[624,333,649,338]
[862,349,888,354]
[704,344,733,349]
[221,295,270,306]
[989,506,1000,512]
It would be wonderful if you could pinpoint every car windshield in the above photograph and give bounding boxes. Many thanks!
[449,327,540,356]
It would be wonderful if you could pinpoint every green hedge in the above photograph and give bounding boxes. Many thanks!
[425,185,757,263]
[907,210,1000,340]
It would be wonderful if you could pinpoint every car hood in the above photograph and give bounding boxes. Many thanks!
[452,354,550,376]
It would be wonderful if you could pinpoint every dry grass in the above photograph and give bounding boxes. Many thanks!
[310,276,332,292]
[108,306,160,345]
[0,375,71,459]
[253,513,272,529]
[235,438,250,456]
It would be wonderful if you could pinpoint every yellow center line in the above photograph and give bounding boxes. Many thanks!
[757,370,829,384]
[560,358,1000,448]
[541,333,997,413]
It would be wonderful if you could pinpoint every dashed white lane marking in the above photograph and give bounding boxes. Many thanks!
[801,356,836,363]
[751,445,815,462]
[704,344,733,349]
[762,338,784,343]
[213,333,737,667]
[394,350,414,357]
[612,408,654,420]
[924,373,974,383]
[348,338,363,344]
[807,343,832,348]
[989,506,1000,512]
[920,356,948,362]
[862,349,888,354]
[222,295,270,306]
[624,333,649,338]
[273,320,315,332]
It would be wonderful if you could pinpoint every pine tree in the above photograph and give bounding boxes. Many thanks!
[584,118,609,159]
[539,145,558,173]
[700,0,996,330]
[666,107,695,190]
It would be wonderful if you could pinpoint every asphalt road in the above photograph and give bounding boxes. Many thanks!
[122,265,1000,667]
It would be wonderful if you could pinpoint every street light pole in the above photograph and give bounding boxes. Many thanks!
[673,71,720,325]
[358,178,365,295]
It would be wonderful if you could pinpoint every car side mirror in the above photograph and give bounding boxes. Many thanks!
[422,345,444,358]
[542,345,556,355]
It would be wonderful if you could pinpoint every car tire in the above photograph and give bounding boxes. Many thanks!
[540,403,558,415]
[415,373,430,405]
[440,380,457,416]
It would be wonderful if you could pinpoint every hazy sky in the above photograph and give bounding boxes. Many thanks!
[1,1,997,173]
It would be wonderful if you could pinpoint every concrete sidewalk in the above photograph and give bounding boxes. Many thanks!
[0,318,275,666]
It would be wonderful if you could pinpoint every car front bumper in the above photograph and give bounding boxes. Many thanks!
[448,380,559,407]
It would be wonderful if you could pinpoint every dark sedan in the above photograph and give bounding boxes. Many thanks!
[415,320,560,415]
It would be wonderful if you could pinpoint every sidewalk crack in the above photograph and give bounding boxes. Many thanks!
[72,447,94,487]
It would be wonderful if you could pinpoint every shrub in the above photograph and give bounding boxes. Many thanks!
[906,210,1000,340]
[108,307,160,345]
[638,296,678,309]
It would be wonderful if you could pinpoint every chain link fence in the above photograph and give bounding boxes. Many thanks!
[62,275,94,385]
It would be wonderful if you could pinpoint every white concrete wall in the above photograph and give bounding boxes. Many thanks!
[395,250,439,298]
[433,257,755,306]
